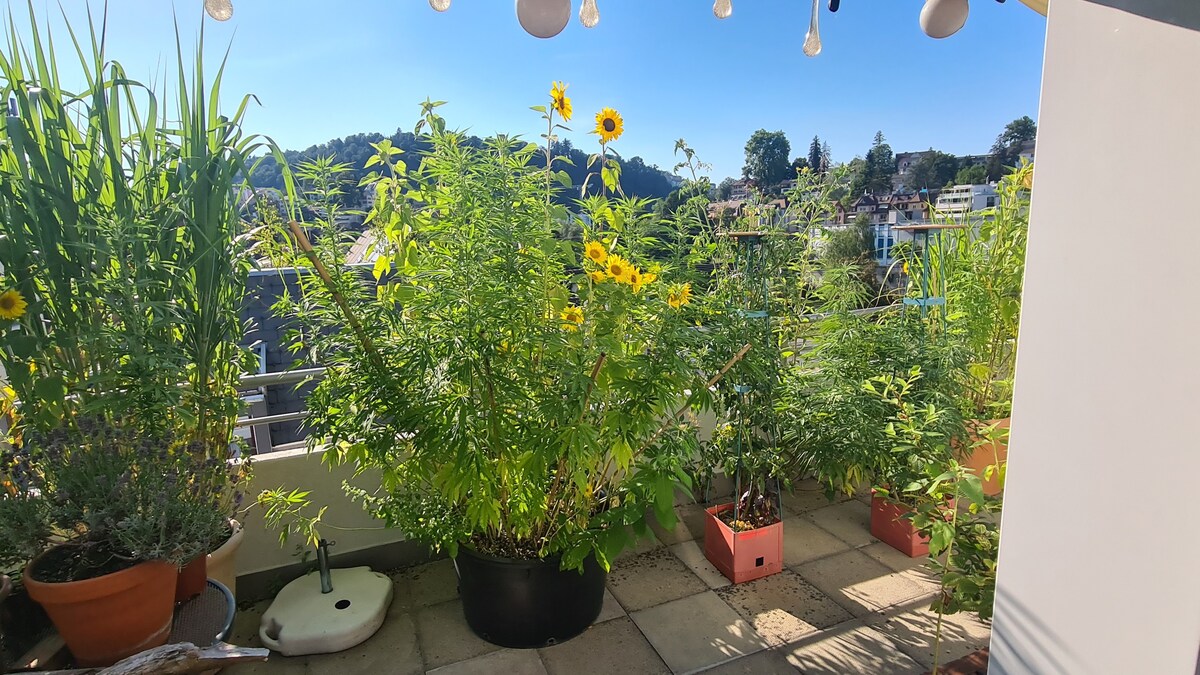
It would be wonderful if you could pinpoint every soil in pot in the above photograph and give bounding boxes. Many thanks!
[454,546,606,649]
[24,544,176,667]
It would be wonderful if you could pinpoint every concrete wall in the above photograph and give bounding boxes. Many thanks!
[990,1,1200,673]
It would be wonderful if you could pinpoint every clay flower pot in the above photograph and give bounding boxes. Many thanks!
[175,554,207,604]
[703,503,783,584]
[870,494,929,558]
[205,519,244,598]
[23,546,176,667]
[961,417,1010,497]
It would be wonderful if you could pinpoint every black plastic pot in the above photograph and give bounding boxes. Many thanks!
[454,547,606,648]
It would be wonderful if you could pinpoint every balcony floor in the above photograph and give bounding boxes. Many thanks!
[225,482,989,674]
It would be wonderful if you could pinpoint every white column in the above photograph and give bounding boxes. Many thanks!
[991,1,1200,673]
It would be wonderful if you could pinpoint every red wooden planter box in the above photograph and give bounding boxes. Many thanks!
[703,504,783,584]
[870,495,930,558]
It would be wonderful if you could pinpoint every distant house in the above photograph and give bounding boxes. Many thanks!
[936,184,998,216]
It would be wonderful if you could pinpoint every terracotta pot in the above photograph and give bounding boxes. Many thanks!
[703,504,783,584]
[961,417,1010,496]
[870,495,929,558]
[205,519,243,598]
[23,547,175,667]
[175,555,207,604]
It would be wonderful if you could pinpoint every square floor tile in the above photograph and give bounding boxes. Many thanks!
[781,517,852,568]
[859,542,928,573]
[597,588,627,623]
[868,607,991,670]
[781,480,841,515]
[648,506,696,546]
[630,591,769,674]
[804,501,875,548]
[222,656,308,675]
[794,550,932,617]
[781,625,923,674]
[715,570,853,646]
[427,648,548,675]
[609,548,709,612]
[668,540,732,590]
[415,599,499,670]
[307,611,423,675]
[402,558,460,608]
[678,503,712,541]
[615,527,666,563]
[697,648,797,674]
[539,616,669,675]
[229,600,270,648]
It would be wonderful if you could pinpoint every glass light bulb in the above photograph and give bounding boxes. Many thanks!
[803,0,822,56]
[430,0,451,11]
[713,0,732,19]
[580,0,599,28]
[204,0,233,21]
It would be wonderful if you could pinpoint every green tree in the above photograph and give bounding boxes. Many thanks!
[790,156,810,176]
[905,151,959,191]
[850,132,896,196]
[808,135,824,172]
[742,129,791,190]
[715,177,736,201]
[955,164,988,185]
[985,116,1037,180]
[822,214,879,298]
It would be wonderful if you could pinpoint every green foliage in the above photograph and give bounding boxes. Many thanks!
[807,135,825,174]
[985,116,1037,180]
[954,163,987,185]
[850,131,896,196]
[714,177,736,201]
[741,129,791,190]
[904,151,959,191]
[271,101,712,571]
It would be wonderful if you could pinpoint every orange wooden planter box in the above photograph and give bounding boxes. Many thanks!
[870,495,929,558]
[703,504,783,584]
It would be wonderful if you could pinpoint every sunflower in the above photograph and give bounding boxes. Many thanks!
[594,108,624,144]
[0,289,27,320]
[550,81,573,122]
[560,305,584,331]
[642,272,658,284]
[588,270,607,284]
[605,254,632,284]
[628,268,643,293]
[584,240,607,265]
[667,283,692,309]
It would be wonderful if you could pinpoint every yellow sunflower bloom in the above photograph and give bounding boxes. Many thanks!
[594,108,624,143]
[667,283,692,309]
[588,270,607,284]
[584,240,607,265]
[642,272,657,284]
[550,81,572,122]
[560,305,584,331]
[628,268,643,292]
[605,255,632,284]
[0,289,27,320]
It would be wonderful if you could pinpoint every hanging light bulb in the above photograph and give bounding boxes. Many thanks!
[515,0,571,39]
[802,0,822,56]
[919,0,969,38]
[580,0,600,28]
[429,0,451,12]
[203,0,233,21]
[713,0,732,20]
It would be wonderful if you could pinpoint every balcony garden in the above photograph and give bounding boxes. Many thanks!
[0,7,1030,675]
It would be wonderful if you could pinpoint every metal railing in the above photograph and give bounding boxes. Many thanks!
[236,367,325,455]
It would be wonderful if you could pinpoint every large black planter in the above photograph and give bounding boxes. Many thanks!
[454,547,606,648]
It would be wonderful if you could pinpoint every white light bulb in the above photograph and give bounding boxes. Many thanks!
[713,0,733,20]
[204,0,233,21]
[919,0,969,39]
[429,0,451,11]
[515,0,571,39]
[580,0,600,28]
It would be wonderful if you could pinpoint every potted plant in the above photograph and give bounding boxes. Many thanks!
[263,90,736,648]
[1,418,226,666]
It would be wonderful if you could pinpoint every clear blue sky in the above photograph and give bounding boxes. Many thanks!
[15,0,1047,181]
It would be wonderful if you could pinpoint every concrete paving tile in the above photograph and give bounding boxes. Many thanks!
[715,570,854,646]
[648,506,696,546]
[696,648,798,674]
[781,517,852,568]
[539,616,669,675]
[780,480,842,515]
[860,542,928,573]
[794,550,933,618]
[597,588,627,623]
[403,558,460,608]
[669,540,732,590]
[307,611,422,675]
[608,548,709,612]
[804,500,876,548]
[780,625,924,674]
[222,656,308,675]
[229,600,270,648]
[867,607,992,670]
[415,599,499,670]
[615,527,666,563]
[426,648,548,675]
[630,591,770,674]
[678,503,711,541]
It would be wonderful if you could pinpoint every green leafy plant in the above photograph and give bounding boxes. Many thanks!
[265,91,738,571]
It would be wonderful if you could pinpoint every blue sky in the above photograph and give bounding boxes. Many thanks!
[16,0,1046,181]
